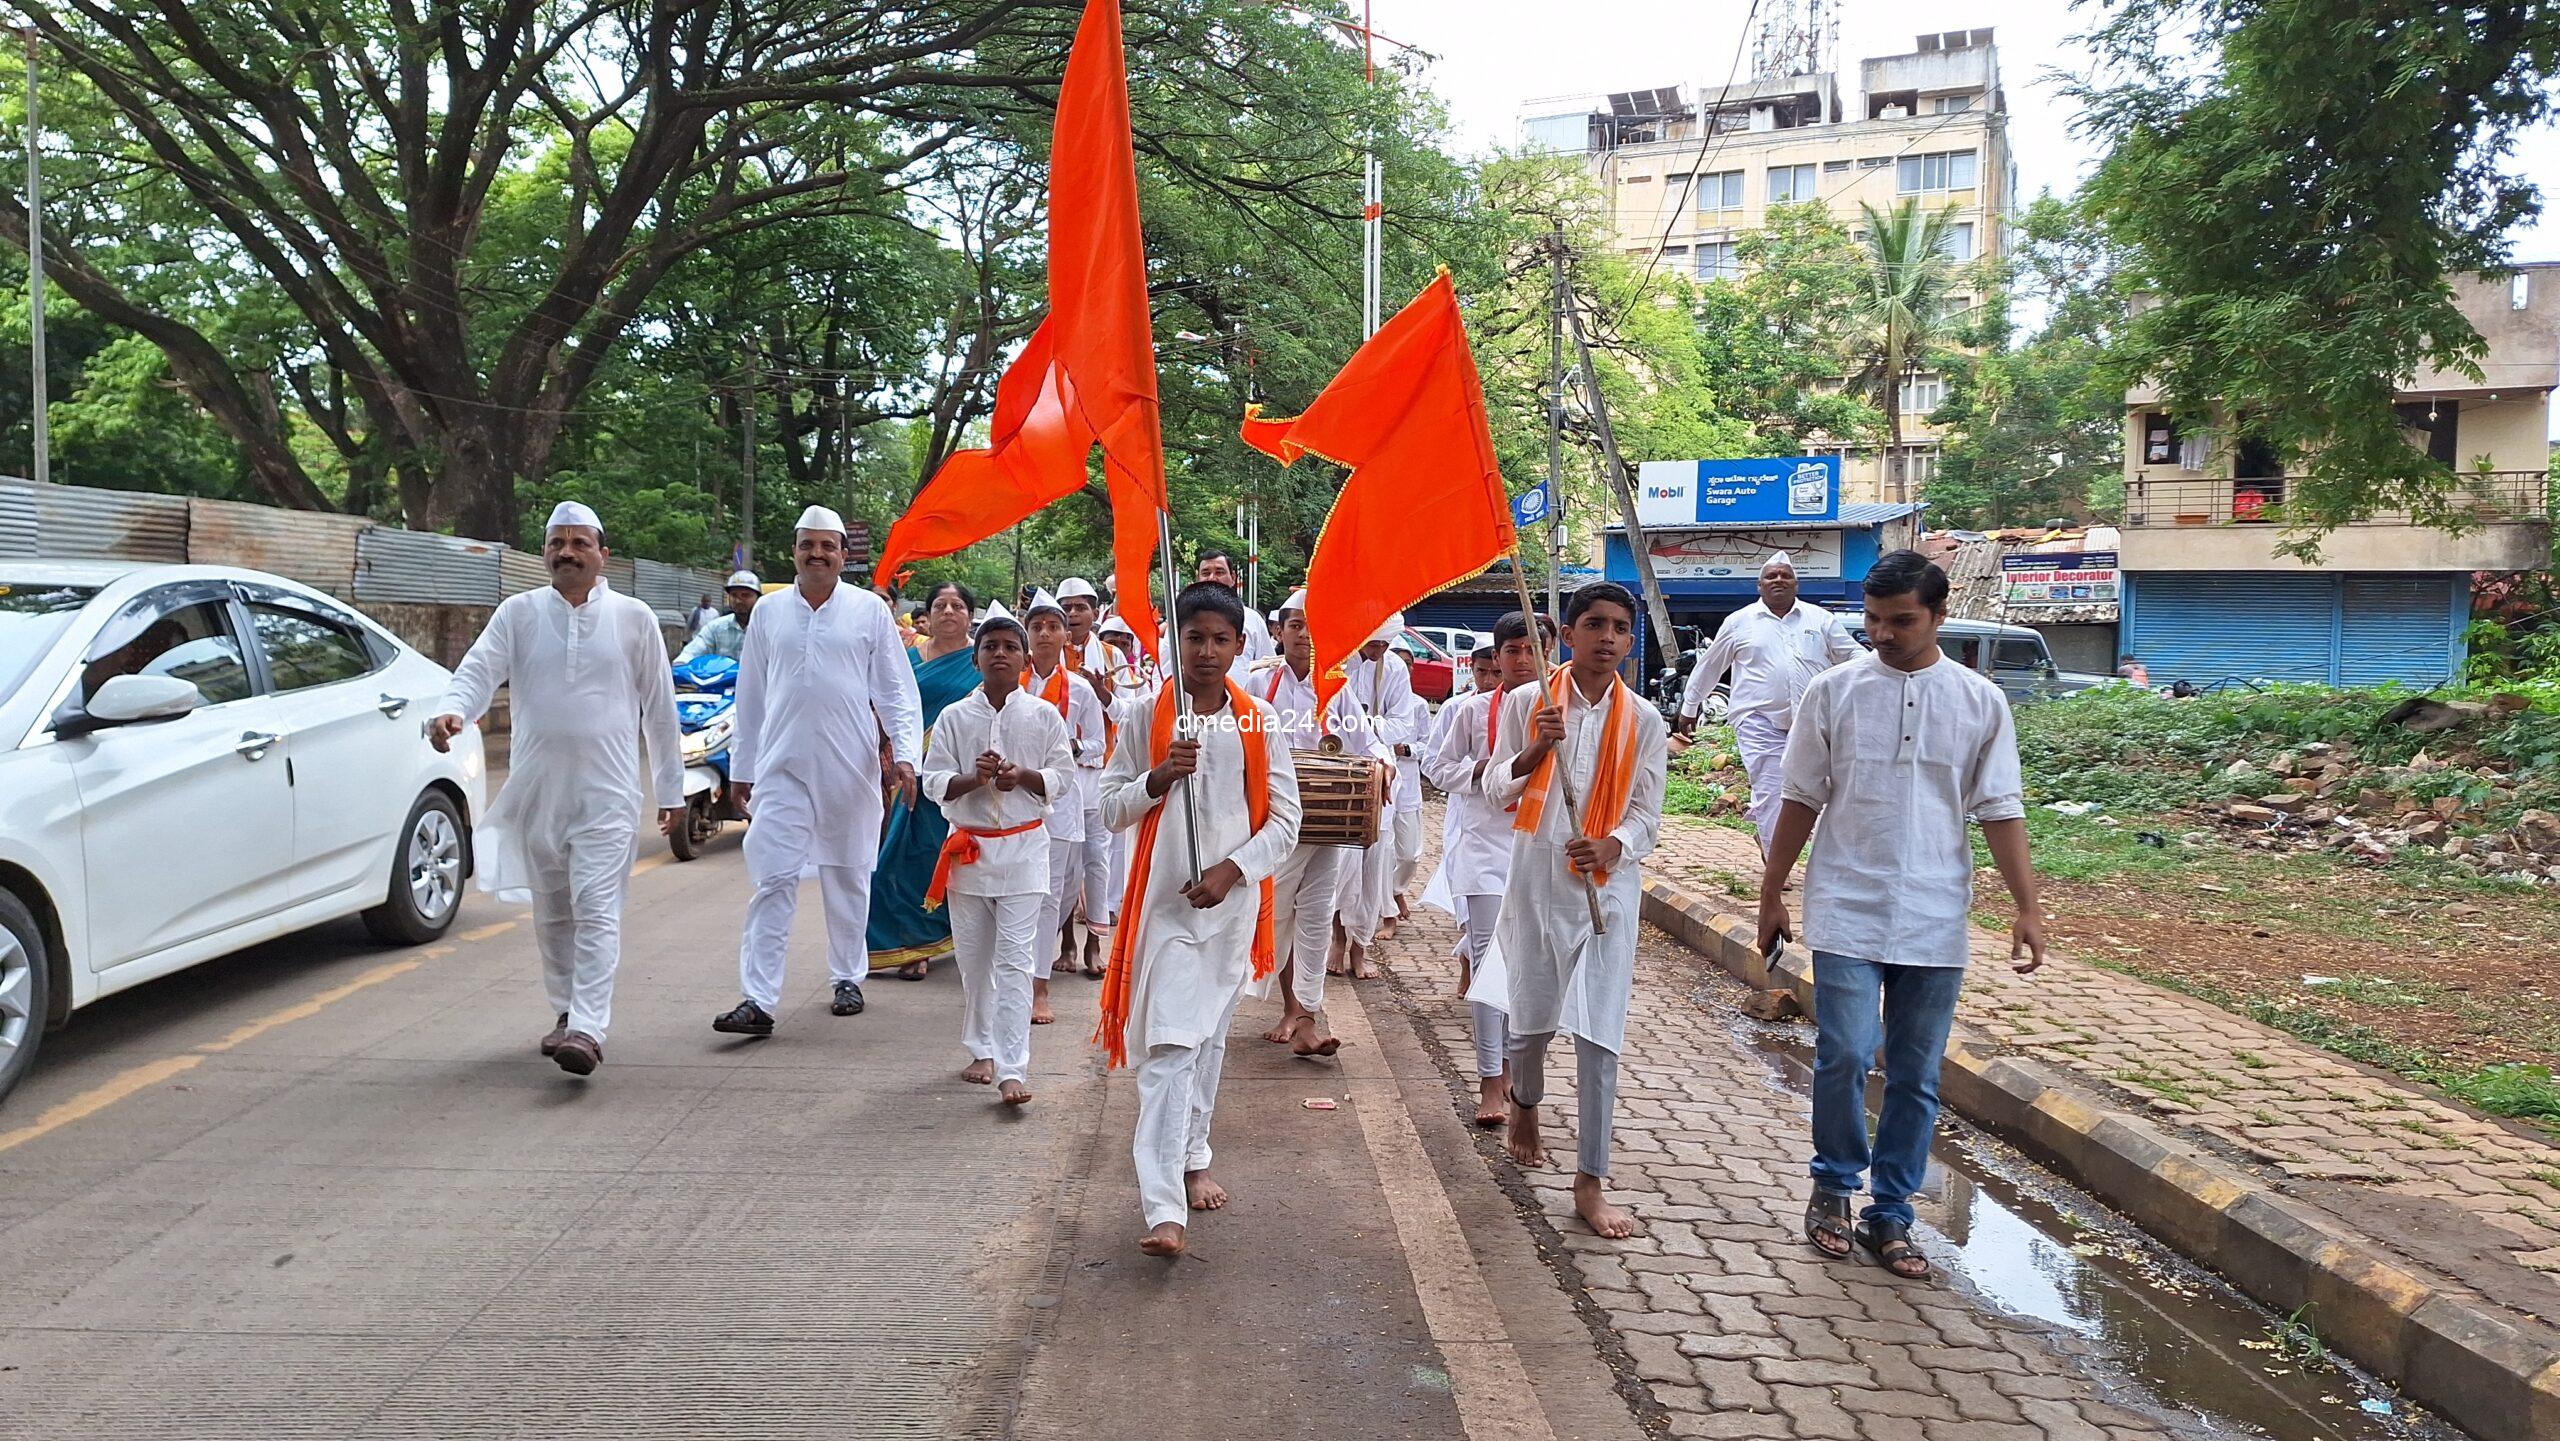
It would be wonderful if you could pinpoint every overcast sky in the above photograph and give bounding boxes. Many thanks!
[1369,0,2560,262]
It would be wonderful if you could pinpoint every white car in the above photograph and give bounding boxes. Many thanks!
[1410,624,1487,664]
[0,562,488,1100]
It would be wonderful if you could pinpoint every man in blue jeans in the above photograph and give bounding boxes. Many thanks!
[1755,550,2047,1280]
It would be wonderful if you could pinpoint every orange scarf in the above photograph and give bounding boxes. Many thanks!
[1094,678,1276,1069]
[1511,668,1641,886]
[925,819,1045,908]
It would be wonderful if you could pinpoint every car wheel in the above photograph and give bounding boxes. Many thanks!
[362,790,467,945]
[0,890,52,1103]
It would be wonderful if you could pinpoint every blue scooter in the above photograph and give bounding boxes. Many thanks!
[671,654,745,861]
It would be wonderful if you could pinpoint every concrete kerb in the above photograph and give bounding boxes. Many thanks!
[1638,876,2560,1441]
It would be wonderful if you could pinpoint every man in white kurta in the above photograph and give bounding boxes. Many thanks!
[1678,552,1862,851]
[920,604,1073,1104]
[1101,587,1299,1255]
[714,506,923,1034]
[1057,576,1125,973]
[1425,613,1546,1127]
[1024,590,1107,1016]
[1485,583,1665,1240]
[1333,633,1415,972]
[1249,589,1369,1055]
[432,502,682,1077]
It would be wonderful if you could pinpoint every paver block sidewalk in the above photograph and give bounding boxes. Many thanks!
[1375,844,2179,1440]
[1653,816,2560,1323]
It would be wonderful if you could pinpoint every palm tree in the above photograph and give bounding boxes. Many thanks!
[1849,199,1966,503]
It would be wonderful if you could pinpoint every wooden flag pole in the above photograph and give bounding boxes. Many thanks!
[1156,507,1203,884]
[1506,545,1607,935]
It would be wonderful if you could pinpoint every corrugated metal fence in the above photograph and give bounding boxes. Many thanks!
[0,477,730,623]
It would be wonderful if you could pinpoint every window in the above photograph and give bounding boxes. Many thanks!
[1936,221,1976,261]
[1694,241,1742,281]
[1938,636,1983,669]
[0,581,98,704]
[1692,170,1743,211]
[250,604,376,692]
[1901,373,1945,414]
[1856,156,1891,170]
[1767,164,1817,203]
[1822,159,1851,174]
[1522,114,1589,154]
[1992,638,2049,673]
[1931,94,1974,114]
[75,596,252,711]
[1897,149,1979,193]
[1935,294,1975,324]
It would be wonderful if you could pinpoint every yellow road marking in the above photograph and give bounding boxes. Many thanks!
[0,1054,206,1156]
[195,957,432,1054]
[458,920,516,943]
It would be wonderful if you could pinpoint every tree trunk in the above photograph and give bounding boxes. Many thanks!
[422,414,524,542]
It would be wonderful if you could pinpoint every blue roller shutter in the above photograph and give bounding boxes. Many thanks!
[2127,573,2338,690]
[2339,576,2459,688]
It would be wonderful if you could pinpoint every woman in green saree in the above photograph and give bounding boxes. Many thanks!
[868,580,978,979]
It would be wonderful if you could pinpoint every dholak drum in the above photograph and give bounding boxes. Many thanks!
[1294,747,1388,848]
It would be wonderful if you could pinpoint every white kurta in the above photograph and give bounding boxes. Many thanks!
[1027,666,1106,847]
[920,688,1073,898]
[1781,653,2025,969]
[1681,598,1862,730]
[1424,686,1518,900]
[1484,677,1667,1056]
[1099,683,1301,1052]
[731,580,923,867]
[1257,658,1373,754]
[437,580,682,902]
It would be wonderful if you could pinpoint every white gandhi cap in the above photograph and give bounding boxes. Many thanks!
[1760,550,1794,574]
[546,500,603,535]
[1056,577,1098,601]
[1276,588,1308,617]
[1025,587,1065,619]
[725,570,760,590]
[1369,612,1407,645]
[794,504,848,534]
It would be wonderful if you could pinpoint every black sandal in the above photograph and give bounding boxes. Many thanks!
[1856,1217,1931,1280]
[1804,1190,1855,1259]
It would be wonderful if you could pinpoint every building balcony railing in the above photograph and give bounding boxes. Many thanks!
[2123,470,2552,528]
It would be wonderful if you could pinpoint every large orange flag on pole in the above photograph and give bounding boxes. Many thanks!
[871,0,1170,654]
[1241,269,1515,708]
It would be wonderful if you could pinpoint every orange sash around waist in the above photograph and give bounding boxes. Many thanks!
[925,818,1045,907]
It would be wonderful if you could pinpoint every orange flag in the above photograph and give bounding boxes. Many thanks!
[1240,270,1515,708]
[872,0,1169,654]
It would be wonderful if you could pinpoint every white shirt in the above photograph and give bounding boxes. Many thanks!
[921,688,1074,898]
[1258,657,1372,754]
[1340,649,1415,762]
[730,580,924,867]
[1484,675,1668,1054]
[1101,682,1301,1050]
[436,580,683,898]
[1780,652,2026,968]
[1424,686,1517,897]
[1683,599,1862,729]
[1388,687,1430,812]
[1029,664,1107,841]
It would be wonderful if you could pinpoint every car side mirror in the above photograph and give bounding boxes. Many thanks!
[57,673,204,737]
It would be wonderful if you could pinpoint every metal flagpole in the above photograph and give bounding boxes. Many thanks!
[1506,543,1606,933]
[22,26,46,486]
[1155,507,1202,883]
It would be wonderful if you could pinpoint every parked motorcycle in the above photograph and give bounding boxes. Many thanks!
[671,654,747,861]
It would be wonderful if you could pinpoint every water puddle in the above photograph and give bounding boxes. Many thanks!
[1733,1010,2460,1441]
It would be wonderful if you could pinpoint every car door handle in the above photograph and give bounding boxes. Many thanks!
[234,730,280,761]
[378,693,409,718]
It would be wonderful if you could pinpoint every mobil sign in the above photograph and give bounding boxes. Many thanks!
[1635,457,1839,527]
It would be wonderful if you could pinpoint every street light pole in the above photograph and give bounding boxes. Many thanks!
[22,26,47,486]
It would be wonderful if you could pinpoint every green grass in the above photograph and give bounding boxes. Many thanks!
[2309,975,2443,1009]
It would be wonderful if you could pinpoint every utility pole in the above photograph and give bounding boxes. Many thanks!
[1543,223,1569,629]
[1560,254,1681,681]
[22,26,46,486]
[738,342,758,572]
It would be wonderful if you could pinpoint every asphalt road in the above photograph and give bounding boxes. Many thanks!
[0,828,1639,1441]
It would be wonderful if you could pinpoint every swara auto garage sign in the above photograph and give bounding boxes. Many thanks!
[1634,458,1839,527]
[1999,551,2119,607]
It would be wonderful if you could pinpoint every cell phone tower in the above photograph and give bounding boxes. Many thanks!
[1751,0,1838,81]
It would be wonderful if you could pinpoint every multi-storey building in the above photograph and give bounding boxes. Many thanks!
[1521,28,2016,505]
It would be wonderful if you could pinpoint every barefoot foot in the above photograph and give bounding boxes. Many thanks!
[962,1058,994,1085]
[1140,1222,1186,1257]
[1574,1173,1637,1239]
[1184,1168,1229,1212]
[1505,1098,1549,1168]
[1288,1013,1342,1059]
[999,1079,1033,1107]
[1031,979,1055,1026]
[1473,1074,1507,1128]
[1262,992,1308,1044]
